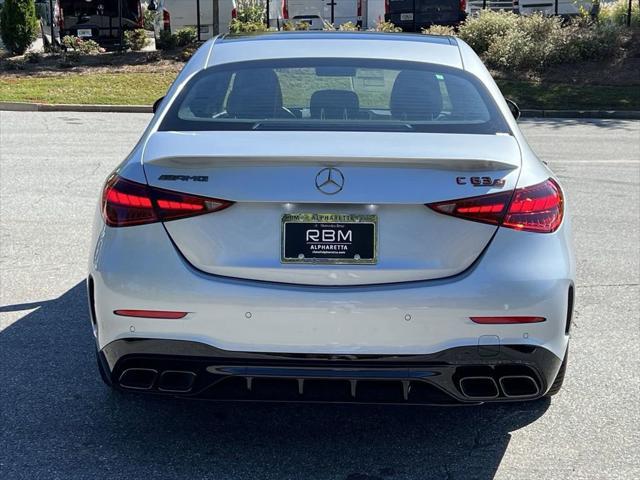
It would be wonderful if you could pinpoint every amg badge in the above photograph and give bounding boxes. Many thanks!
[158,175,209,182]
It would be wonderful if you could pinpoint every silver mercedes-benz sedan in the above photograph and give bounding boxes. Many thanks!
[89,32,574,404]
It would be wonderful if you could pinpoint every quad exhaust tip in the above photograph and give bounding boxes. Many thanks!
[118,368,158,390]
[118,368,197,393]
[459,376,500,399]
[158,370,197,393]
[499,375,540,398]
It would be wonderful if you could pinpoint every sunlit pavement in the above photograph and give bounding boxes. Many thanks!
[1,112,638,479]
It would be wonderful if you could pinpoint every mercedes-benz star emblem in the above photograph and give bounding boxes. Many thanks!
[315,167,344,195]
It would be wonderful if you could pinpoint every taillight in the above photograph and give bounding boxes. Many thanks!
[137,3,143,28]
[459,0,467,12]
[471,316,546,324]
[428,178,564,233]
[384,0,390,14]
[102,174,232,227]
[163,10,170,31]
[357,0,362,17]
[114,310,188,319]
[282,0,288,19]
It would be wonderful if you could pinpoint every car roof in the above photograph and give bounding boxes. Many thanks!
[207,31,462,69]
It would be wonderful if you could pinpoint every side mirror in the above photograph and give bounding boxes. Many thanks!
[147,1,158,11]
[152,96,164,114]
[506,99,521,121]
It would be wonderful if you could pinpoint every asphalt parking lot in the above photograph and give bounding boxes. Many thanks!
[1,112,638,480]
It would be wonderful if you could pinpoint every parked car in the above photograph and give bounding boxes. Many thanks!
[57,0,143,47]
[149,0,237,40]
[91,31,573,405]
[384,0,469,31]
[518,0,594,16]
[284,0,363,27]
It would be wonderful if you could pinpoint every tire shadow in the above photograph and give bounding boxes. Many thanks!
[0,282,550,480]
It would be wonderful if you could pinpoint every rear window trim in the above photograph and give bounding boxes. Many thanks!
[159,58,512,136]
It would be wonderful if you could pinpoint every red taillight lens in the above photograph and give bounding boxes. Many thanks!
[384,0,390,14]
[428,178,564,233]
[114,309,188,319]
[459,0,467,12]
[428,190,511,226]
[503,179,563,233]
[282,0,289,19]
[102,175,232,227]
[470,316,546,324]
[163,10,171,31]
[357,0,362,17]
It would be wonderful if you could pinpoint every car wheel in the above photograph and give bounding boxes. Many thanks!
[546,348,568,397]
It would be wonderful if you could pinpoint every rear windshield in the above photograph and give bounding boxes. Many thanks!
[159,58,511,135]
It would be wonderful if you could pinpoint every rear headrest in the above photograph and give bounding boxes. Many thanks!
[226,69,284,119]
[390,71,443,121]
[310,89,360,119]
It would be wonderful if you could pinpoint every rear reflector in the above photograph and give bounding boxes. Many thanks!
[114,310,188,319]
[102,174,233,227]
[428,178,564,233]
[470,316,546,324]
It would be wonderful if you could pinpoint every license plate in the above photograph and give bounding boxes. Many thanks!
[77,29,92,38]
[281,213,377,264]
[400,13,414,21]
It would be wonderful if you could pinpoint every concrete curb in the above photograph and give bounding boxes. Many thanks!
[1,102,639,119]
[520,109,640,120]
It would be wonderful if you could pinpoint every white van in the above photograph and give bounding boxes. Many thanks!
[518,0,593,16]
[283,0,362,27]
[150,0,236,39]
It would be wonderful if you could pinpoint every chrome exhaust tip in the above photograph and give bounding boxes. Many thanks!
[499,375,540,398]
[157,370,197,393]
[459,376,499,399]
[118,368,158,390]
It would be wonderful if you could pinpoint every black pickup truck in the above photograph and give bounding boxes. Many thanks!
[385,0,468,32]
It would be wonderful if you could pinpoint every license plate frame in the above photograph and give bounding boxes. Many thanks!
[77,28,93,38]
[400,13,414,21]
[281,213,378,265]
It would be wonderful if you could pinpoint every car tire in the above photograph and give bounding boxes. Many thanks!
[546,348,568,397]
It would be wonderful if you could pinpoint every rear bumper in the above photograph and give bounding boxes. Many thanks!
[99,338,563,404]
[90,216,574,359]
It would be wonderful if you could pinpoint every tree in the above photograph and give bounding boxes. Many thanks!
[0,0,39,55]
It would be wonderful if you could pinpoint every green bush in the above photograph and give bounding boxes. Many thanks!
[338,21,359,31]
[229,0,268,32]
[229,18,269,32]
[61,35,103,54]
[235,0,265,23]
[175,27,197,46]
[558,19,623,63]
[143,8,156,31]
[0,0,39,55]
[421,25,455,36]
[124,28,149,51]
[458,10,520,55]
[458,10,626,73]
[373,20,402,32]
[157,29,177,49]
[598,0,639,27]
